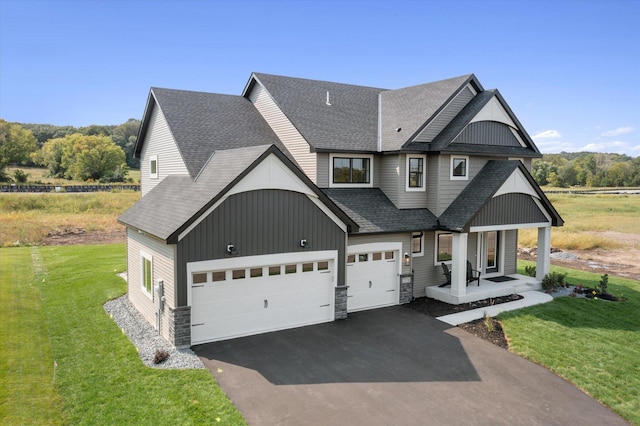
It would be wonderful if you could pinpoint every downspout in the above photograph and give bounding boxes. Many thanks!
[377,93,382,152]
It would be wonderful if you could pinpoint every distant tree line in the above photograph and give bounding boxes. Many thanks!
[0,118,140,183]
[532,152,640,188]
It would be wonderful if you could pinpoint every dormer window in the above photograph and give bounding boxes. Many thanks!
[329,154,373,188]
[150,155,158,179]
[406,155,426,191]
[450,155,468,180]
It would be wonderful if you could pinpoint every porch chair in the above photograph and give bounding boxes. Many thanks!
[438,262,451,287]
[438,261,481,287]
[467,261,481,286]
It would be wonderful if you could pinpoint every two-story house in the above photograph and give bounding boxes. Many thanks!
[119,72,563,347]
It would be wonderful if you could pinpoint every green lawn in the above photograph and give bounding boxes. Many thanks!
[0,244,245,425]
[505,261,640,425]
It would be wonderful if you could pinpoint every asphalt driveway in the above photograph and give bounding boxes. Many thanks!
[194,306,628,425]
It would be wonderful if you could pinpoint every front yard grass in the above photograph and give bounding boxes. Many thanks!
[503,261,640,425]
[0,244,245,425]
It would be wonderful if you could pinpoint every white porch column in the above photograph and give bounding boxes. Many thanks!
[536,226,551,281]
[451,233,468,297]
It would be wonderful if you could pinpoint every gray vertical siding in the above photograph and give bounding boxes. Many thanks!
[453,121,523,147]
[470,193,548,228]
[247,83,317,182]
[414,86,475,143]
[176,189,346,306]
[140,104,189,196]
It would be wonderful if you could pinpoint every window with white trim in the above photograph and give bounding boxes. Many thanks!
[150,155,158,179]
[329,154,373,187]
[450,155,468,180]
[141,252,153,296]
[411,232,424,257]
[435,232,452,264]
[406,156,426,191]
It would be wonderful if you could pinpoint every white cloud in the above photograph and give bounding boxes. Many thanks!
[580,140,630,153]
[600,126,635,137]
[532,130,562,140]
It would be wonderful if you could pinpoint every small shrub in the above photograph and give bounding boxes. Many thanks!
[153,349,169,364]
[597,274,609,294]
[541,271,567,292]
[13,169,29,183]
[524,265,536,277]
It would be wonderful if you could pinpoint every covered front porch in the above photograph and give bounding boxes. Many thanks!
[425,273,541,305]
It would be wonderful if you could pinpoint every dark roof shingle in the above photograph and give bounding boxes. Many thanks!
[322,188,438,234]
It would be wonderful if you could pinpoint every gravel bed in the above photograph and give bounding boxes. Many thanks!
[104,295,205,369]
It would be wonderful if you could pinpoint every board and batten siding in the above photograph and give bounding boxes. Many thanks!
[413,85,476,143]
[140,103,189,196]
[176,189,346,306]
[470,193,548,228]
[126,228,177,340]
[247,83,317,183]
[453,121,523,147]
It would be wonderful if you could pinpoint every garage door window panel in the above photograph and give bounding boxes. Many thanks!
[318,261,329,271]
[233,269,246,280]
[268,266,281,276]
[302,263,314,272]
[193,272,207,284]
[250,268,263,278]
[285,264,297,274]
[212,271,226,282]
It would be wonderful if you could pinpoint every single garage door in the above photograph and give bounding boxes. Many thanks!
[346,243,401,312]
[189,251,337,344]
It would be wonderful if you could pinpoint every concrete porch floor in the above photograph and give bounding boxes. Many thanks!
[424,274,540,305]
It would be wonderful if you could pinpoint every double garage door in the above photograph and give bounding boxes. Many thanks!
[189,251,337,344]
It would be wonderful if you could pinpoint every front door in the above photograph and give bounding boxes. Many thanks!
[480,231,499,274]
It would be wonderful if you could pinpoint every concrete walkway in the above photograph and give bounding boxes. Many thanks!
[436,290,553,326]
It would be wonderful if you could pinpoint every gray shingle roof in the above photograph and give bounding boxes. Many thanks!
[137,88,285,177]
[120,145,275,241]
[380,74,474,151]
[322,188,438,234]
[439,160,563,231]
[413,89,540,156]
[250,73,384,152]
[120,144,358,241]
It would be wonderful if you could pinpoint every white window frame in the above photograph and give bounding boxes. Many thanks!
[411,232,424,257]
[406,155,426,192]
[434,231,453,265]
[150,155,158,179]
[329,153,374,188]
[140,251,153,300]
[450,155,469,181]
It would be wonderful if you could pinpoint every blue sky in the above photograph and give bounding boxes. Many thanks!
[1,0,639,156]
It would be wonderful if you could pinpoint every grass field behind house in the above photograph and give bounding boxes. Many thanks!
[0,192,139,247]
[0,244,245,425]
[2,165,140,186]
[519,194,640,250]
[506,260,640,425]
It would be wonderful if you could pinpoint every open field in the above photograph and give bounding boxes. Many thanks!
[0,244,245,425]
[2,165,140,186]
[508,261,640,425]
[0,192,139,247]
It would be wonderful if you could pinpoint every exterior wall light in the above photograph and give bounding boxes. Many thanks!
[404,252,410,266]
[226,244,238,255]
[300,239,310,248]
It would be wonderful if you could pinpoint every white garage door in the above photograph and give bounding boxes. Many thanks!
[188,251,337,344]
[346,243,401,312]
